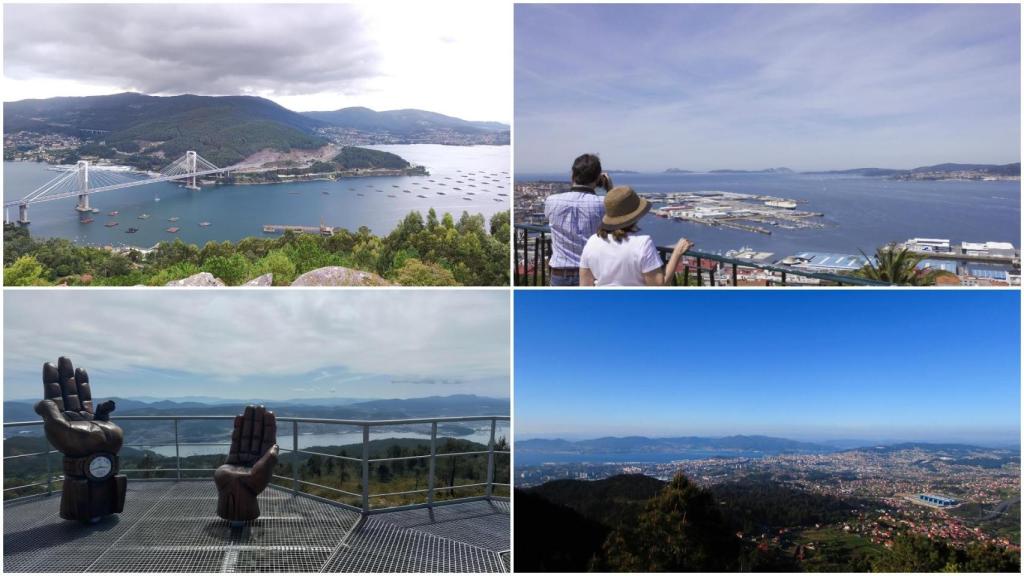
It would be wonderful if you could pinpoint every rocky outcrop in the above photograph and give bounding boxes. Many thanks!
[244,273,274,286]
[162,267,387,287]
[290,267,389,287]
[165,272,226,287]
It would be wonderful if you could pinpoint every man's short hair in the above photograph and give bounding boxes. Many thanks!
[572,154,602,185]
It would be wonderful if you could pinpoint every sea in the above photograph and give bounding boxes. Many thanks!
[517,171,1020,257]
[148,429,496,458]
[3,145,510,248]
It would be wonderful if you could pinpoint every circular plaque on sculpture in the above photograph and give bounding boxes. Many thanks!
[85,454,114,480]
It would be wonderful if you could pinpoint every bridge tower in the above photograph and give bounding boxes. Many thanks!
[18,203,30,225]
[185,150,200,190]
[75,160,92,212]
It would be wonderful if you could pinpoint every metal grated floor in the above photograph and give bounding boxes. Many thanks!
[4,480,509,573]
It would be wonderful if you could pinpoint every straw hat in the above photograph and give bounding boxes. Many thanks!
[601,186,650,230]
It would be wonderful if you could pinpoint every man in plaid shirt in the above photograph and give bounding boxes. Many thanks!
[543,154,612,286]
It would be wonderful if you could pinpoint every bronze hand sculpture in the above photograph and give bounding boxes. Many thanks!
[214,405,279,522]
[34,357,126,522]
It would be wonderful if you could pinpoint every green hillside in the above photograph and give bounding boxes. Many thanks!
[4,93,326,166]
[331,146,410,169]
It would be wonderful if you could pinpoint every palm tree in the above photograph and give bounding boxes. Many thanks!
[855,243,938,286]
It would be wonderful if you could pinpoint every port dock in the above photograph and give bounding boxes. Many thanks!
[262,223,335,236]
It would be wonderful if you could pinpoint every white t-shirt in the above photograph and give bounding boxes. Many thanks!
[579,233,663,286]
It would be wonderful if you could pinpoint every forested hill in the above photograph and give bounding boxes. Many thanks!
[303,107,508,136]
[4,92,326,167]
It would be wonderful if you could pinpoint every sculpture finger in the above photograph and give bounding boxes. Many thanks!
[239,405,256,455]
[75,368,94,414]
[245,444,279,492]
[261,412,277,455]
[56,357,83,412]
[42,362,64,408]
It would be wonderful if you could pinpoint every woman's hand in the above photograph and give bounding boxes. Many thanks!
[661,238,694,286]
[673,237,693,255]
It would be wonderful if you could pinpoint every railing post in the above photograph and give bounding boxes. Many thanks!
[540,233,547,286]
[174,418,181,480]
[486,419,496,498]
[361,425,370,513]
[428,421,437,507]
[292,420,299,494]
[532,233,541,286]
[45,446,53,496]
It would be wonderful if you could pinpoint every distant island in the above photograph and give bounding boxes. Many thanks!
[2,92,510,171]
[807,162,1021,181]
[643,162,1021,181]
[710,167,795,174]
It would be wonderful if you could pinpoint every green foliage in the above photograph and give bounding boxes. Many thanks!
[601,473,740,572]
[3,210,509,286]
[332,146,410,170]
[394,259,459,286]
[854,243,938,286]
[252,250,298,285]
[872,533,1020,572]
[203,253,251,286]
[3,255,47,286]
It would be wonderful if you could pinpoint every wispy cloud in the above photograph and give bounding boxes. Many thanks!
[515,4,1020,171]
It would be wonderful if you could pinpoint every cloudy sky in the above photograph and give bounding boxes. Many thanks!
[3,2,510,122]
[516,4,1021,172]
[4,290,509,402]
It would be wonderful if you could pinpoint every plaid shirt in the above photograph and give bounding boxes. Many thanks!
[544,186,605,269]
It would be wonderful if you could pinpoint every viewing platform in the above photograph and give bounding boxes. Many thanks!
[4,415,510,573]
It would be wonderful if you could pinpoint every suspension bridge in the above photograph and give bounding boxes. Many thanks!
[4,151,248,224]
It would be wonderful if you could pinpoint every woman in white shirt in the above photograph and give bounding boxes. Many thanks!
[579,186,692,286]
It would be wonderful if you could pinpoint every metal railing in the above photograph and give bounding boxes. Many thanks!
[515,223,887,286]
[3,415,510,515]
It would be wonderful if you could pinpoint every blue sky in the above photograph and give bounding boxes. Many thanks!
[515,4,1021,172]
[4,291,509,402]
[515,291,1020,445]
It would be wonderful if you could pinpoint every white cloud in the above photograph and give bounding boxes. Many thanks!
[3,2,511,122]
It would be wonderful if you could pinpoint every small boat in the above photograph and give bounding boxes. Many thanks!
[199,222,211,227]
[388,194,396,198]
[467,192,476,195]
[108,211,119,216]
[169,217,180,222]
[105,222,119,227]
[80,217,94,224]
[417,194,427,198]
[437,192,446,195]
[462,197,473,201]
[403,190,411,194]
[357,193,364,197]
[453,187,462,191]
[497,193,508,197]
[138,214,150,220]
[126,227,139,234]
[166,227,180,233]
[392,185,399,188]
[493,198,504,202]
[322,191,330,195]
